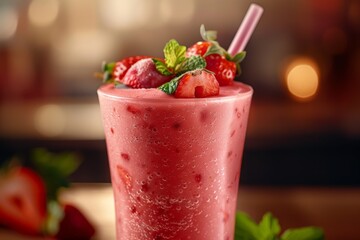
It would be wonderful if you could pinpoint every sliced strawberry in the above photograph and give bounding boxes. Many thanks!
[187,41,237,86]
[55,204,96,240]
[0,167,47,235]
[174,70,219,98]
[122,58,173,88]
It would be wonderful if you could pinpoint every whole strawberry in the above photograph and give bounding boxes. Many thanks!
[186,25,246,86]
[121,58,173,88]
[102,56,149,84]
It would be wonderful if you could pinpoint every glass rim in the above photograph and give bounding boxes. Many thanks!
[97,82,253,103]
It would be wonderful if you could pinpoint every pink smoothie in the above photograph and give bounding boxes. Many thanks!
[98,82,252,240]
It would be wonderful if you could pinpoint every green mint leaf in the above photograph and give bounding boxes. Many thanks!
[235,212,262,240]
[177,56,206,75]
[158,74,184,95]
[158,56,206,95]
[259,212,281,239]
[164,39,186,70]
[31,148,80,200]
[281,227,324,240]
[153,58,173,76]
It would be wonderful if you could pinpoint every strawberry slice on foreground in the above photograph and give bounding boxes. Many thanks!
[0,167,47,235]
[174,69,219,98]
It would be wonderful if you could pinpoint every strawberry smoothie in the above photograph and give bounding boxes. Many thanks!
[98,82,252,240]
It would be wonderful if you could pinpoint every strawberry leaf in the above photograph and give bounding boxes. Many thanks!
[281,227,325,240]
[31,148,80,201]
[200,24,217,41]
[230,51,247,63]
[101,62,115,83]
[204,41,225,56]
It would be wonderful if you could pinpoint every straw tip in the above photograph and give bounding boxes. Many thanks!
[250,3,264,13]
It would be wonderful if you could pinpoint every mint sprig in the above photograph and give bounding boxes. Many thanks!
[157,56,206,95]
[158,75,182,95]
[164,39,186,71]
[235,211,325,240]
[154,39,206,76]
[156,39,207,95]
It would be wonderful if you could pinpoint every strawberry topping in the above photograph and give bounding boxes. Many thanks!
[205,53,237,86]
[187,41,237,86]
[174,70,219,98]
[99,25,247,98]
[113,56,149,82]
[122,58,173,88]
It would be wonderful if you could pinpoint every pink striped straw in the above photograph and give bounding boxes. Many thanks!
[227,3,264,56]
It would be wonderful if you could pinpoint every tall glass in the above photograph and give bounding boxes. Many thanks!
[97,82,253,240]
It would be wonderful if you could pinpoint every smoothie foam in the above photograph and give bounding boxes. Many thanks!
[98,82,252,239]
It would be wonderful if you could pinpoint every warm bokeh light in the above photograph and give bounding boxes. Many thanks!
[33,103,104,138]
[159,0,195,24]
[53,30,114,67]
[34,104,66,137]
[100,0,142,30]
[0,7,18,40]
[285,58,320,101]
[28,0,59,27]
[99,0,195,30]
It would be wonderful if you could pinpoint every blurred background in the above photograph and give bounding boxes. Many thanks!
[0,0,359,186]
